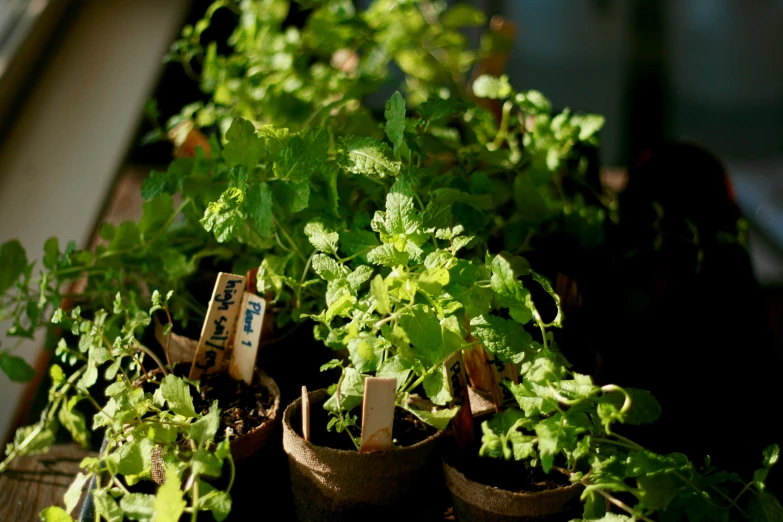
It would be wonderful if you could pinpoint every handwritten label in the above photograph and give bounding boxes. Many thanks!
[301,386,311,442]
[189,273,246,380]
[486,354,519,410]
[360,377,397,453]
[228,293,266,384]
[442,351,474,448]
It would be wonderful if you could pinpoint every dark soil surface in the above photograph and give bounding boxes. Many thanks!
[137,364,272,443]
[303,400,438,451]
[193,371,272,441]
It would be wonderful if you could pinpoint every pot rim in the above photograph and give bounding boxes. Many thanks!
[282,388,446,457]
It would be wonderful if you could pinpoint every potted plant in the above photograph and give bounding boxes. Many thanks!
[4,287,280,522]
[442,250,783,521]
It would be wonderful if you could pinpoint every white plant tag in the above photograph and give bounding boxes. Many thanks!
[359,377,397,453]
[228,293,266,385]
[189,273,245,380]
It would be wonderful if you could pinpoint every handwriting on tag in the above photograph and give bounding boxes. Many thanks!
[360,377,397,453]
[189,273,246,380]
[442,351,474,448]
[228,293,266,385]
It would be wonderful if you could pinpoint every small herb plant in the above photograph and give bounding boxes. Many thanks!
[3,292,236,522]
[470,257,783,521]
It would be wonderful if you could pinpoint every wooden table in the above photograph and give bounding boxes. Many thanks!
[0,444,95,521]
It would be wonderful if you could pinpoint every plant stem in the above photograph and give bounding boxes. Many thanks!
[190,476,200,522]
[583,483,655,522]
[135,342,168,376]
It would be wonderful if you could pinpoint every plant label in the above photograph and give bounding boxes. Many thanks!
[301,386,311,442]
[228,293,266,385]
[189,273,246,380]
[486,355,519,411]
[442,351,474,448]
[360,377,397,453]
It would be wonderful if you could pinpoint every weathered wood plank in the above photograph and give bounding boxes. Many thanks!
[0,444,95,521]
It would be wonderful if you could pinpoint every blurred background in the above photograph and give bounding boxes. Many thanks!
[0,0,781,446]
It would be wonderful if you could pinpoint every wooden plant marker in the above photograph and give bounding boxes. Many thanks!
[189,273,246,380]
[228,293,266,385]
[359,377,397,453]
[301,386,310,442]
[442,351,474,449]
[486,355,520,411]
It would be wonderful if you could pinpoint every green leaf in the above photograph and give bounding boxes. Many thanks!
[193,447,223,477]
[138,195,174,240]
[442,3,486,27]
[749,491,783,522]
[120,493,155,522]
[200,187,244,243]
[347,265,373,290]
[273,180,310,213]
[446,260,493,318]
[367,244,409,267]
[190,401,220,444]
[575,113,605,141]
[384,91,406,155]
[140,159,190,200]
[763,444,780,468]
[153,468,186,522]
[64,472,90,513]
[418,267,449,295]
[113,437,154,477]
[223,118,264,169]
[417,98,468,123]
[470,315,533,364]
[0,240,27,294]
[602,388,661,425]
[371,275,390,314]
[39,507,75,522]
[93,489,123,522]
[0,352,35,382]
[324,367,365,412]
[312,254,348,281]
[274,127,328,182]
[754,468,769,490]
[338,136,400,178]
[473,75,513,99]
[423,371,453,406]
[10,423,56,456]
[376,355,411,390]
[159,374,197,418]
[405,405,459,430]
[305,222,339,254]
[246,182,274,238]
[43,237,59,269]
[198,489,232,522]
[58,406,89,448]
[636,470,686,511]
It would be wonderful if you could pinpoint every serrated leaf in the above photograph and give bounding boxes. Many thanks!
[64,472,90,513]
[347,265,373,290]
[159,374,197,418]
[190,401,220,444]
[93,489,123,522]
[274,127,328,182]
[58,407,89,448]
[201,188,244,243]
[153,468,186,522]
[246,182,274,238]
[338,136,400,178]
[371,275,390,314]
[384,91,406,154]
[417,98,468,123]
[198,490,232,522]
[423,371,452,406]
[223,118,263,169]
[305,222,339,254]
[446,260,492,318]
[405,405,459,430]
[311,254,347,281]
[39,506,76,522]
[367,244,410,267]
[120,493,155,522]
[749,491,783,522]
[470,315,533,364]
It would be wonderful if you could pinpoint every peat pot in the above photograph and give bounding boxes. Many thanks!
[443,458,584,522]
[282,389,447,521]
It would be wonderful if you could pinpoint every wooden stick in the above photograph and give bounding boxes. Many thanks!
[301,386,310,442]
[359,377,397,453]
[189,273,246,380]
[228,293,266,385]
[442,351,474,448]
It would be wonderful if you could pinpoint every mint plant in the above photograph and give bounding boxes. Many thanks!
[469,255,783,521]
[3,291,237,522]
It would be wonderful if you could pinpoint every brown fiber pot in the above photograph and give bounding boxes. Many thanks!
[282,389,447,521]
[229,368,282,460]
[443,459,584,522]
